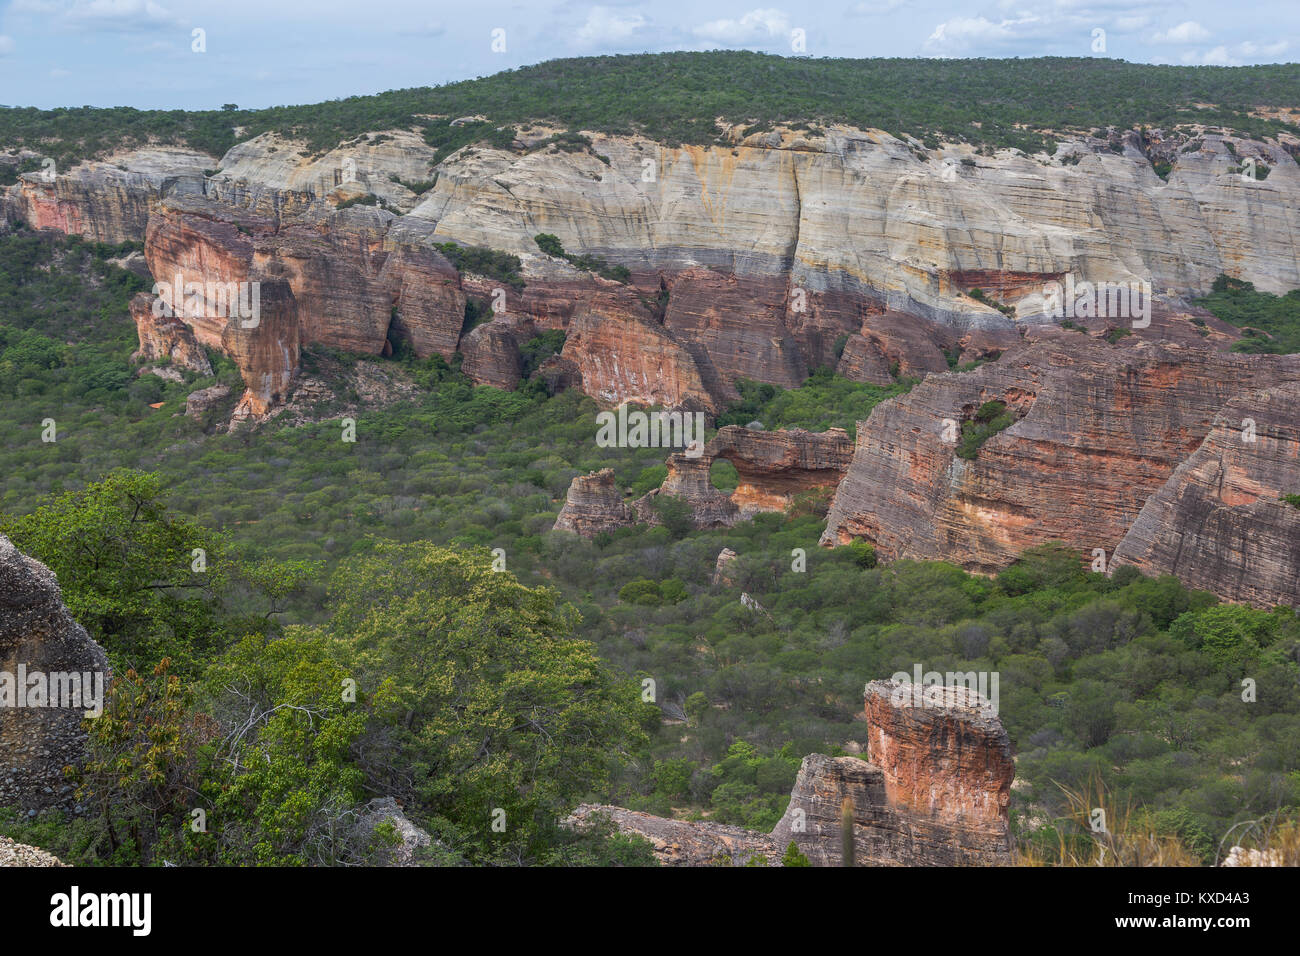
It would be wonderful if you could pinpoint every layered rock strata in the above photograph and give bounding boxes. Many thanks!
[822,336,1300,573]
[634,425,855,528]
[566,679,1014,866]
[130,291,213,375]
[8,123,1293,417]
[552,469,635,537]
[1111,382,1300,608]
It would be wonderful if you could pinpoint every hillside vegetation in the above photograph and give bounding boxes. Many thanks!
[3,53,1300,166]
[0,229,1297,866]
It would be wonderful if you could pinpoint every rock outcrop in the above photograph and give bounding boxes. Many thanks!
[130,292,213,375]
[14,121,1293,417]
[552,469,634,537]
[0,535,110,813]
[0,836,67,867]
[1111,382,1300,608]
[220,278,300,422]
[353,797,433,867]
[633,425,855,529]
[822,336,1300,573]
[566,679,1014,866]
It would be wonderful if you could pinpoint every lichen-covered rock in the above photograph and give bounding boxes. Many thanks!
[353,797,433,867]
[0,535,110,813]
[0,835,67,867]
[1111,382,1300,608]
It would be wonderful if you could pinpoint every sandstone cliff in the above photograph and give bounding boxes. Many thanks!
[1111,382,1300,608]
[130,291,213,375]
[566,678,1014,866]
[10,122,1295,417]
[634,425,855,528]
[822,336,1300,573]
[0,535,110,813]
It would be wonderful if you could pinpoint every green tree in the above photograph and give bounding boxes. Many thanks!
[322,541,650,861]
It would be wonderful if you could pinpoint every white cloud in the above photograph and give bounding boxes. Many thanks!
[0,35,15,56]
[1152,21,1210,44]
[924,15,1044,54]
[1181,38,1290,65]
[576,7,651,47]
[693,8,791,45]
[849,0,906,14]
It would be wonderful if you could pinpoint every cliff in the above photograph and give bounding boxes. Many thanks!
[822,336,1300,573]
[1111,382,1300,608]
[10,122,1296,418]
[0,535,110,813]
[220,278,301,422]
[566,678,1014,866]
[130,291,213,375]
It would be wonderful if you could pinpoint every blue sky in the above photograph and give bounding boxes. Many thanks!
[1,0,1296,110]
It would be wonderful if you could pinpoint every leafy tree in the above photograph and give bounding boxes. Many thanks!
[320,541,650,861]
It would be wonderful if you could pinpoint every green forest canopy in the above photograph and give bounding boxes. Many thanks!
[3,53,1300,165]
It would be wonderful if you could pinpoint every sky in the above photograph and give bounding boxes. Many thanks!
[0,0,1296,110]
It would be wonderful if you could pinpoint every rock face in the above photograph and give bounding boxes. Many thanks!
[822,335,1300,573]
[633,425,855,529]
[11,148,210,243]
[220,278,300,421]
[566,679,1014,866]
[1112,382,1300,608]
[0,535,111,813]
[553,469,634,537]
[15,122,1293,417]
[560,303,718,411]
[130,292,213,374]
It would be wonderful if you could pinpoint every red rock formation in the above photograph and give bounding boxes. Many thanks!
[221,278,300,421]
[560,303,718,411]
[552,469,634,537]
[711,425,854,515]
[459,315,532,389]
[631,425,854,528]
[662,268,806,389]
[379,230,467,359]
[566,678,1014,866]
[636,452,738,528]
[144,197,270,346]
[862,680,1013,832]
[1112,382,1300,608]
[254,207,394,354]
[129,292,213,375]
[823,338,1300,573]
